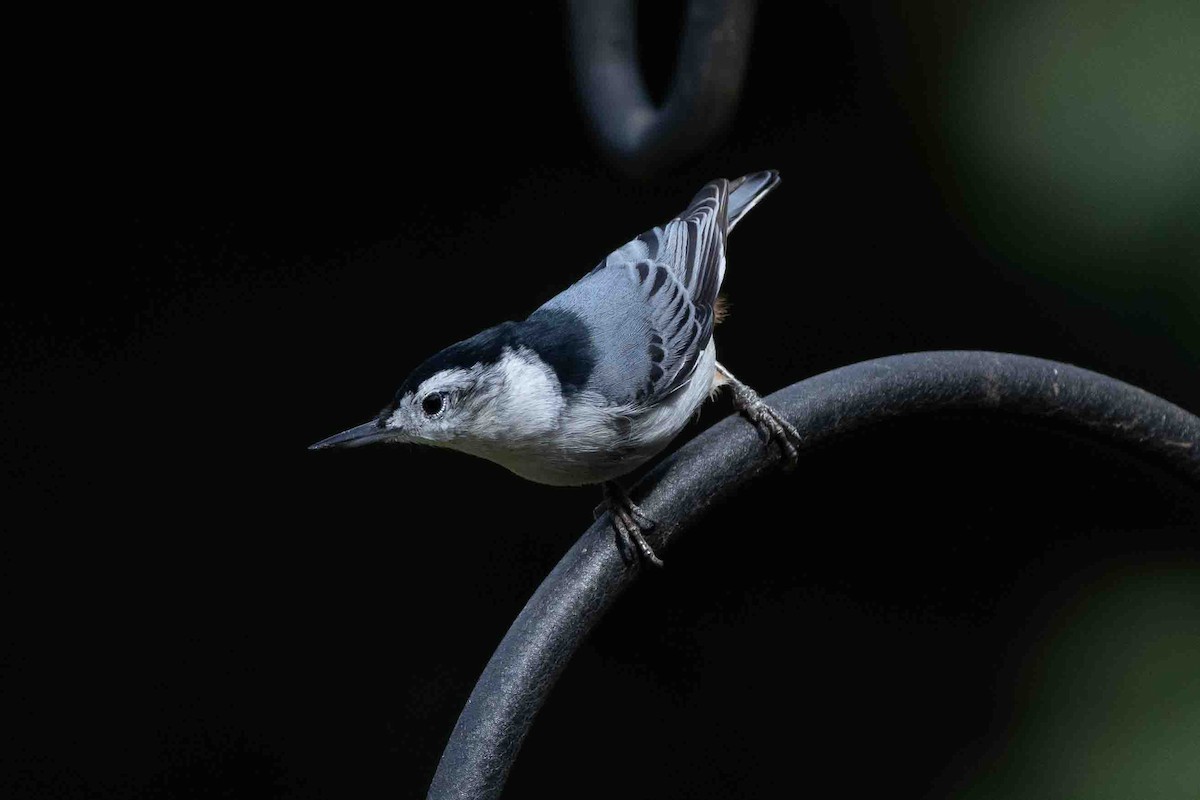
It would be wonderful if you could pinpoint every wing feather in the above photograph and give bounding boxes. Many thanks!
[619,179,730,403]
[541,174,779,408]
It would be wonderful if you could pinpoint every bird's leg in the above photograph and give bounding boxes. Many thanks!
[598,481,663,568]
[714,362,802,468]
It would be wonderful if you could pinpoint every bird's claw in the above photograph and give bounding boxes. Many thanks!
[731,384,802,469]
[754,402,801,469]
[601,483,663,568]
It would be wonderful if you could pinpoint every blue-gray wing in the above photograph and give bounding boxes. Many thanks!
[579,179,730,406]
[623,180,730,403]
[538,172,779,408]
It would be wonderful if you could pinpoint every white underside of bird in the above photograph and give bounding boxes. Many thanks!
[440,340,718,486]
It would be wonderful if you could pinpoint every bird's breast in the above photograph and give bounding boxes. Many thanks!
[456,340,718,486]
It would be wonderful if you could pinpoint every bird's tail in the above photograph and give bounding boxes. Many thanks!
[726,170,781,233]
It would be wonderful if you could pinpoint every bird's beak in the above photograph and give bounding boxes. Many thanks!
[308,420,399,450]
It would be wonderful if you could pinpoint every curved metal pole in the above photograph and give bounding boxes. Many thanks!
[568,0,758,177]
[427,351,1199,799]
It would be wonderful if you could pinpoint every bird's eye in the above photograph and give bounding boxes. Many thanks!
[421,391,446,418]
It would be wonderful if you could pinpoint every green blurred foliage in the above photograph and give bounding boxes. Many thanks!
[958,567,1200,799]
[939,0,1199,354]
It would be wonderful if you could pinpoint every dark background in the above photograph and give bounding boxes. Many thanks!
[5,3,1198,798]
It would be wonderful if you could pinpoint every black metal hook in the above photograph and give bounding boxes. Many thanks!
[427,351,1198,799]
[568,0,759,177]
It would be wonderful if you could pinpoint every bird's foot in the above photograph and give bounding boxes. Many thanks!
[724,374,802,468]
[596,482,663,568]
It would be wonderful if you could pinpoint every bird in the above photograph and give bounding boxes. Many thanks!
[310,171,800,566]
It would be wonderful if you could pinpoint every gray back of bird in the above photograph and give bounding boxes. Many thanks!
[536,170,780,409]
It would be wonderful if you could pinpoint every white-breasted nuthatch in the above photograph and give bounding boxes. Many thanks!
[311,171,799,565]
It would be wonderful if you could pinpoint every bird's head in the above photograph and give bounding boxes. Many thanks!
[309,320,566,454]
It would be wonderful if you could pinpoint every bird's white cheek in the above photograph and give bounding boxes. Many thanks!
[486,351,564,439]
